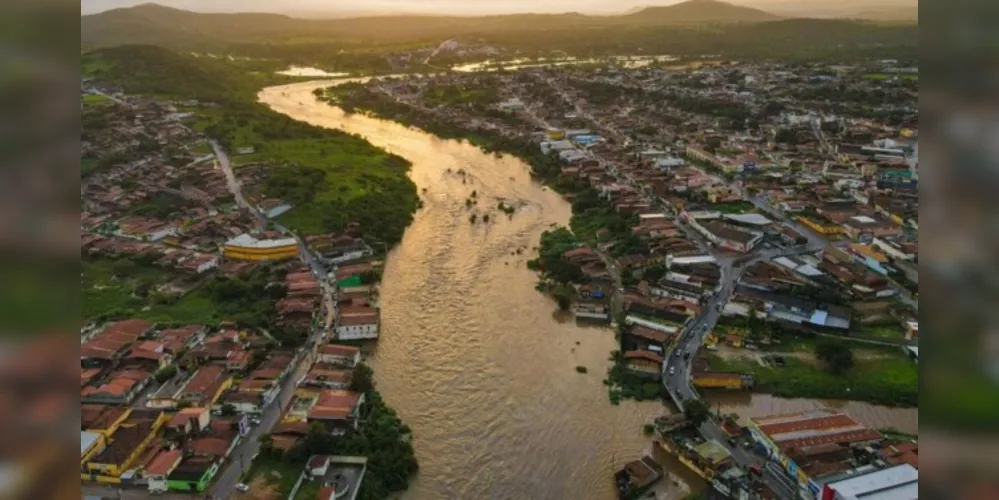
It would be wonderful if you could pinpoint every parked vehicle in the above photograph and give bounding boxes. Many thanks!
[235,483,250,492]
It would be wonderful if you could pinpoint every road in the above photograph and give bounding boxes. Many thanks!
[205,142,333,500]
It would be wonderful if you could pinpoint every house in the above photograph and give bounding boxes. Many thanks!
[84,409,168,481]
[336,313,379,341]
[145,449,183,494]
[177,365,232,407]
[624,325,670,355]
[317,344,361,368]
[306,390,366,431]
[167,456,221,492]
[165,407,210,436]
[623,351,663,380]
[309,455,332,477]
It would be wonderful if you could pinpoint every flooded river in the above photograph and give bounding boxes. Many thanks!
[258,80,916,499]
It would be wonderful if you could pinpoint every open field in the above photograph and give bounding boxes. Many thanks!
[706,341,917,407]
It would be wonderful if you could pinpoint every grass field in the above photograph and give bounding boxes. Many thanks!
[82,93,111,105]
[82,257,219,324]
[242,457,304,497]
[863,73,918,81]
[706,343,918,407]
[191,107,416,239]
[711,201,756,214]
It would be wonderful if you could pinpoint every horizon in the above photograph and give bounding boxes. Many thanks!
[81,0,917,17]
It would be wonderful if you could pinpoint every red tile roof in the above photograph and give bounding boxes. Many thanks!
[624,350,664,364]
[145,449,183,476]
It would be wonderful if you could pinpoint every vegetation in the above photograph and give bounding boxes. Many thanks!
[605,350,663,404]
[683,399,712,428]
[83,45,420,246]
[526,227,584,285]
[815,340,855,374]
[706,347,917,407]
[576,365,588,374]
[264,363,418,500]
[83,4,917,65]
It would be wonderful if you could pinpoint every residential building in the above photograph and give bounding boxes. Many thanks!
[317,344,361,368]
[623,351,664,380]
[336,313,379,341]
[177,365,232,408]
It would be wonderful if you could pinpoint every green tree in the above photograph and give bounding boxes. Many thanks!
[815,341,854,374]
[684,399,712,428]
[350,363,375,394]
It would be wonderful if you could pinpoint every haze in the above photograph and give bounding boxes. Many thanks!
[81,0,916,16]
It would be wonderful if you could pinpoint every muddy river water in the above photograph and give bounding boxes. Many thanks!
[259,80,916,500]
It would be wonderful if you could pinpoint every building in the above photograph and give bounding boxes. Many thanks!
[749,410,884,498]
[177,365,232,408]
[222,233,299,262]
[696,221,764,253]
[692,372,753,390]
[317,344,361,368]
[145,449,183,494]
[623,351,664,380]
[820,464,918,500]
[84,409,168,482]
[305,390,366,431]
[336,313,379,341]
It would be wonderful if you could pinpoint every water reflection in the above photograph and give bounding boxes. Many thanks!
[259,80,917,499]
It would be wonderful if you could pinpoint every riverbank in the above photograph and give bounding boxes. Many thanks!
[316,82,656,406]
[263,80,682,499]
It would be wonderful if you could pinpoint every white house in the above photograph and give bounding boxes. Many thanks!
[317,344,361,367]
[336,314,379,341]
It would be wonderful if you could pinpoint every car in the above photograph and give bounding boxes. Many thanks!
[235,483,250,492]
[668,366,676,375]
[250,418,262,425]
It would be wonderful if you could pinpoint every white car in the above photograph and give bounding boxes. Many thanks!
[235,483,250,492]
[669,366,676,375]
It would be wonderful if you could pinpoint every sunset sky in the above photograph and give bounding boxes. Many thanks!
[81,0,915,16]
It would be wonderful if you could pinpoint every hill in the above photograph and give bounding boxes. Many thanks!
[81,2,916,63]
[83,45,248,102]
[622,0,780,24]
[83,1,781,50]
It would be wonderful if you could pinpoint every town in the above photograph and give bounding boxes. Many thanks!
[317,58,919,500]
[81,82,416,500]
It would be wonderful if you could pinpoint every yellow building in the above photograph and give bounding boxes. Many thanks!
[85,410,168,480]
[223,233,299,261]
[693,373,748,390]
[797,216,842,235]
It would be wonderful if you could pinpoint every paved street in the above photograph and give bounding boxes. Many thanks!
[203,142,332,500]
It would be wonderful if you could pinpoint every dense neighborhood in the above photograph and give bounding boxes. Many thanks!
[321,57,919,500]
[81,81,413,500]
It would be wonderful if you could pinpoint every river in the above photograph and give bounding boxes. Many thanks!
[258,80,916,500]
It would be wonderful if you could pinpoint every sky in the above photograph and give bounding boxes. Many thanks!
[80,0,916,16]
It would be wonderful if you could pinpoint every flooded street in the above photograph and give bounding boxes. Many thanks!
[259,80,916,499]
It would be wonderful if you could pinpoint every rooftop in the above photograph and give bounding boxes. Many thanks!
[752,409,883,452]
[225,233,297,249]
[825,464,918,500]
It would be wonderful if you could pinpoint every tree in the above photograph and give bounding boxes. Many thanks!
[220,403,237,416]
[111,258,138,278]
[350,363,375,394]
[815,341,854,374]
[684,399,712,428]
